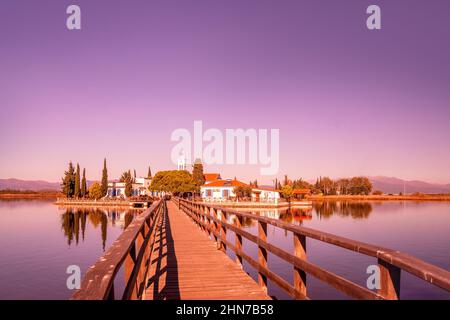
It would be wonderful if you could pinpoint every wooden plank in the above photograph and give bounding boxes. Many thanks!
[72,201,162,300]
[378,258,401,299]
[293,233,307,298]
[143,201,270,300]
[258,221,268,293]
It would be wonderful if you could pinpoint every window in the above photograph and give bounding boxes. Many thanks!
[223,190,229,198]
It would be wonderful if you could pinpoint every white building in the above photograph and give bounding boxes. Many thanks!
[200,179,248,201]
[200,178,281,203]
[106,177,152,198]
[251,187,281,203]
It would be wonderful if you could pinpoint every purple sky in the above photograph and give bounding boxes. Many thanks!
[1,0,449,184]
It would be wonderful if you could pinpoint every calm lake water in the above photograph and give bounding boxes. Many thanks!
[0,199,449,299]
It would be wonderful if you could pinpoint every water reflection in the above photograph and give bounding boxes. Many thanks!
[232,206,314,226]
[60,207,143,250]
[313,201,372,220]
[232,201,373,226]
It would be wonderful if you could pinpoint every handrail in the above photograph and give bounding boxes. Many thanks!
[72,200,164,300]
[175,197,450,300]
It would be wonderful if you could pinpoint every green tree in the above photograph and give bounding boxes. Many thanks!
[74,163,81,198]
[81,168,87,198]
[120,170,133,197]
[133,169,137,182]
[150,170,197,194]
[281,185,294,203]
[292,178,313,190]
[61,162,76,198]
[283,175,290,186]
[337,178,350,195]
[233,185,252,200]
[89,182,103,200]
[349,177,372,195]
[101,158,108,197]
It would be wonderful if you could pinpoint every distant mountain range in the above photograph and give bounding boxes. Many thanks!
[0,178,93,192]
[0,179,60,191]
[1,177,450,194]
[369,176,450,194]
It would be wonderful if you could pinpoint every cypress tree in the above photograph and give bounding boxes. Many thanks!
[75,163,81,198]
[284,174,289,186]
[134,169,137,182]
[192,159,205,187]
[147,166,152,179]
[101,158,108,197]
[61,162,76,198]
[81,168,87,198]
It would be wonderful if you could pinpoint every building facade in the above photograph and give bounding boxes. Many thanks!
[106,177,152,198]
[200,179,247,200]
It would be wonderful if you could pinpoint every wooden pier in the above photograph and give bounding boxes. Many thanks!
[72,198,450,300]
[143,201,269,299]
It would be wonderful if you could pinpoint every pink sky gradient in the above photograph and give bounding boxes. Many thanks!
[1,1,449,184]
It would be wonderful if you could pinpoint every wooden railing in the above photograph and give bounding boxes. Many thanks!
[72,200,165,300]
[174,197,450,300]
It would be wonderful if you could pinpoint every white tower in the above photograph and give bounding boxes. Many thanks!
[177,152,186,171]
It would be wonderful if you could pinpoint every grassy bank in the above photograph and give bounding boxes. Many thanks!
[307,194,450,201]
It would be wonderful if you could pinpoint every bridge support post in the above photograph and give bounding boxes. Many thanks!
[235,216,243,268]
[378,258,401,300]
[220,210,227,252]
[293,233,307,298]
[212,208,219,247]
[258,221,268,293]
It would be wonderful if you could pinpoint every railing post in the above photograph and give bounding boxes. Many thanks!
[204,205,211,237]
[107,284,115,300]
[212,208,219,247]
[258,220,268,292]
[378,258,401,300]
[220,210,227,252]
[293,233,307,298]
[235,215,243,268]
[124,241,137,299]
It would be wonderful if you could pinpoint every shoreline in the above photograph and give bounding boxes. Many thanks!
[0,193,60,199]
[307,194,450,201]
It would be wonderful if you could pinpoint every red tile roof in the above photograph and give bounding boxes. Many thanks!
[203,179,248,187]
[203,173,221,181]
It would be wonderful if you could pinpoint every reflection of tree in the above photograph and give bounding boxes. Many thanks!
[88,209,104,228]
[313,201,372,220]
[340,202,372,219]
[80,210,87,241]
[61,209,75,246]
[231,215,254,228]
[61,207,143,249]
[313,201,337,219]
[101,213,107,251]
[279,210,294,224]
[74,211,80,244]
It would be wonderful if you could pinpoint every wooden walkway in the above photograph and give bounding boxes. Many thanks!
[143,201,270,300]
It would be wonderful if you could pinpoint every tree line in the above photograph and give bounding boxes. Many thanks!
[61,158,153,200]
[274,175,373,196]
